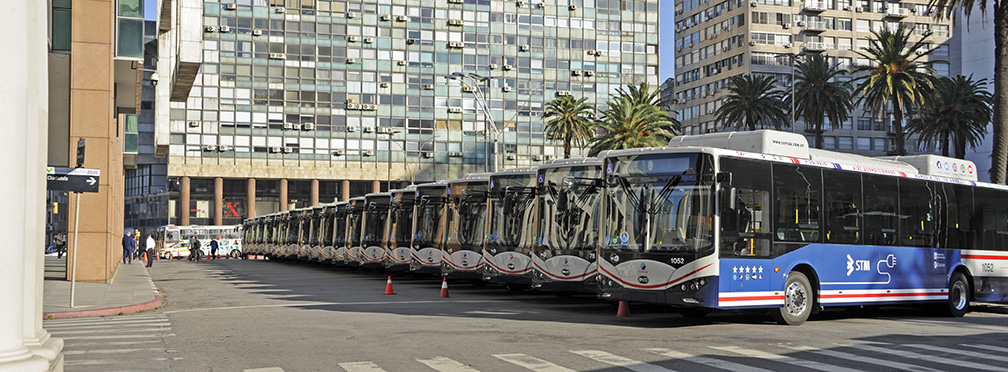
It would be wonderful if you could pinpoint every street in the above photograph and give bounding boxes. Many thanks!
[50,259,1008,371]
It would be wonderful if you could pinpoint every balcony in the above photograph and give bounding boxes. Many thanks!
[805,21,829,31]
[803,2,829,12]
[802,41,833,52]
[886,7,910,18]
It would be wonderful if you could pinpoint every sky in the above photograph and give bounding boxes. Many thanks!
[659,0,675,83]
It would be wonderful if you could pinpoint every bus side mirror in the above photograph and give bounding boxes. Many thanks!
[716,171,732,184]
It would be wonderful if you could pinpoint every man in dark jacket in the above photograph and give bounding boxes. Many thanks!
[188,236,201,261]
[209,237,220,259]
[122,231,136,264]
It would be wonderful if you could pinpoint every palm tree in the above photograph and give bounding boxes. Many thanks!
[852,24,935,156]
[928,0,1008,182]
[542,95,595,158]
[788,55,854,149]
[906,75,992,158]
[587,84,678,156]
[714,74,789,131]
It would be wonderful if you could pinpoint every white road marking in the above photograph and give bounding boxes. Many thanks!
[57,333,175,340]
[63,348,176,355]
[571,350,676,372]
[643,348,771,372]
[416,356,482,372]
[709,345,861,372]
[163,300,510,314]
[339,361,387,372]
[847,344,1000,371]
[493,353,577,372]
[244,368,286,372]
[962,344,1008,354]
[47,327,172,335]
[784,345,940,372]
[907,344,1008,363]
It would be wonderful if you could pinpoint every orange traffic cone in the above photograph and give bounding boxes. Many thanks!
[616,301,629,317]
[382,276,396,295]
[440,277,450,298]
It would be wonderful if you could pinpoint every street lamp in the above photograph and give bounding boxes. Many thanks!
[445,72,498,172]
[385,129,402,191]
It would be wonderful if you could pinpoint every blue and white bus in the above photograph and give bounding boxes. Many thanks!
[597,130,1005,325]
[482,167,539,290]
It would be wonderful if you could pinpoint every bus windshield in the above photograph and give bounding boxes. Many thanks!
[413,194,445,248]
[538,165,603,252]
[446,184,489,252]
[604,153,715,254]
[333,209,348,247]
[347,207,364,247]
[487,174,537,251]
[390,197,415,247]
[363,198,390,246]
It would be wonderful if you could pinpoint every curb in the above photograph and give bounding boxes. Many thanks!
[43,265,164,320]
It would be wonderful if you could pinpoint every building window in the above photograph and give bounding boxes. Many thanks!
[116,0,144,58]
[52,0,72,52]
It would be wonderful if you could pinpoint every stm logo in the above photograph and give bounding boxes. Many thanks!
[846,254,870,276]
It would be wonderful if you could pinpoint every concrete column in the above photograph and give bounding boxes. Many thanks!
[0,1,52,369]
[180,177,191,226]
[279,179,288,211]
[246,178,256,219]
[341,180,350,201]
[214,177,223,225]
[310,179,319,206]
[372,180,381,193]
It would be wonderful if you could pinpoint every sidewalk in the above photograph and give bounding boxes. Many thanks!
[43,255,162,319]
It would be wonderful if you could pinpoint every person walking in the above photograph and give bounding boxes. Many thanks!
[188,236,201,262]
[145,234,155,267]
[54,233,66,259]
[209,236,220,260]
[122,231,136,264]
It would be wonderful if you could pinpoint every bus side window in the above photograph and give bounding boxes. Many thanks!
[823,170,861,245]
[976,187,1008,251]
[772,163,822,251]
[863,175,898,246]
[719,157,772,258]
[898,179,934,248]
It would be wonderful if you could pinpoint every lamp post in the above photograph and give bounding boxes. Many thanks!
[386,129,401,191]
[445,72,498,172]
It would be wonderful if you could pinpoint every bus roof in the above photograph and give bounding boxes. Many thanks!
[538,157,602,170]
[490,167,537,177]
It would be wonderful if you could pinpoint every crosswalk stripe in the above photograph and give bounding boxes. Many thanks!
[48,327,172,335]
[44,315,167,324]
[708,346,861,372]
[784,345,941,372]
[643,348,772,372]
[907,344,1008,363]
[571,350,676,372]
[244,368,286,372]
[416,356,481,372]
[62,340,163,348]
[339,361,387,372]
[43,322,172,331]
[57,333,174,341]
[64,348,176,355]
[962,344,1008,353]
[847,344,1000,371]
[493,353,576,372]
[44,318,170,327]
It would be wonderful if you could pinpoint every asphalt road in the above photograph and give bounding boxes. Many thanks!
[132,258,1008,372]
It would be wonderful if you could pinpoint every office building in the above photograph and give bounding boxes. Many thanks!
[156,0,660,225]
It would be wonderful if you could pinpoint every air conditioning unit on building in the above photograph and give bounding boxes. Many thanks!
[532,155,543,161]
[750,40,757,46]
[422,151,434,158]
[855,6,863,12]
[448,107,463,113]
[396,15,408,22]
[333,149,345,156]
[346,12,356,18]
[205,26,217,32]
[556,90,571,96]
[302,123,316,131]
[449,0,463,3]
[569,4,577,10]
[517,1,526,7]
[397,60,407,66]
[507,154,517,160]
[587,49,596,56]
[269,53,286,60]
[538,2,546,8]
[407,38,416,45]
[225,3,237,10]
[380,82,390,88]
[424,84,435,90]
[571,70,582,76]
[218,145,230,152]
[252,29,262,36]
[348,35,359,42]
[381,14,391,21]
[448,41,464,48]
[796,21,805,27]
[783,43,792,48]
[270,146,282,153]
[520,44,530,51]
[273,7,286,13]
[490,63,499,70]
[446,151,462,157]
[347,126,357,132]
[283,147,294,153]
[750,0,757,6]
[462,85,475,92]
[188,121,200,128]
[364,126,375,133]
[584,71,595,77]
[448,19,464,26]
[203,144,217,151]
[502,85,512,92]
[503,64,513,70]
[843,4,851,10]
[364,37,374,43]
[783,23,790,29]
[346,58,357,64]
[219,25,231,33]
[283,122,298,130]
[363,150,375,156]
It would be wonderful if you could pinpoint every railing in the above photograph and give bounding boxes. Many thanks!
[805,21,829,31]
[803,2,829,11]
[802,41,833,51]
[886,7,910,17]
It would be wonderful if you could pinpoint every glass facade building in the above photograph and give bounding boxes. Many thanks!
[157,0,659,223]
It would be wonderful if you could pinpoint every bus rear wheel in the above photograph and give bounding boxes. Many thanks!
[939,272,970,318]
[230,250,240,259]
[772,271,812,326]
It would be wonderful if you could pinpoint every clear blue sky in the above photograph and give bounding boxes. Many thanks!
[660,0,675,82]
[145,0,156,21]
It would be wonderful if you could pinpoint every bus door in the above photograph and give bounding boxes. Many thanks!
[719,157,774,294]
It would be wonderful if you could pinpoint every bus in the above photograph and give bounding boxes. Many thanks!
[482,167,538,290]
[597,130,1003,325]
[384,186,416,271]
[361,193,392,267]
[345,197,367,266]
[155,225,243,259]
[532,158,604,293]
[442,173,491,279]
[318,203,338,263]
[411,181,448,274]
[331,201,350,265]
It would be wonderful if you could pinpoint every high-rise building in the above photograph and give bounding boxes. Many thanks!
[156,0,660,225]
[950,4,994,181]
[672,0,951,154]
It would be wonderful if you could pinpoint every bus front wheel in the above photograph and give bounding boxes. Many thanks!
[940,272,970,318]
[772,271,812,326]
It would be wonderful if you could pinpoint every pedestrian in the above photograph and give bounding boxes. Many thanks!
[122,231,136,264]
[145,233,155,267]
[188,236,201,261]
[210,236,220,259]
[54,233,66,259]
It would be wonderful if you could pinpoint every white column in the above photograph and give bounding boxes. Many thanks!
[0,1,58,371]
[22,0,62,366]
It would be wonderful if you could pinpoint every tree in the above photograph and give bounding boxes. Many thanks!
[714,74,789,131]
[788,55,854,149]
[906,75,992,158]
[851,24,935,156]
[542,95,596,158]
[587,83,678,156]
[928,0,1007,182]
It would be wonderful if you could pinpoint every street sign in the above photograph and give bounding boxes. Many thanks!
[46,167,100,193]
[76,139,86,168]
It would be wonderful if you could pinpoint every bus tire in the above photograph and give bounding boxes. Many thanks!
[772,271,812,326]
[230,250,240,259]
[941,272,970,318]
